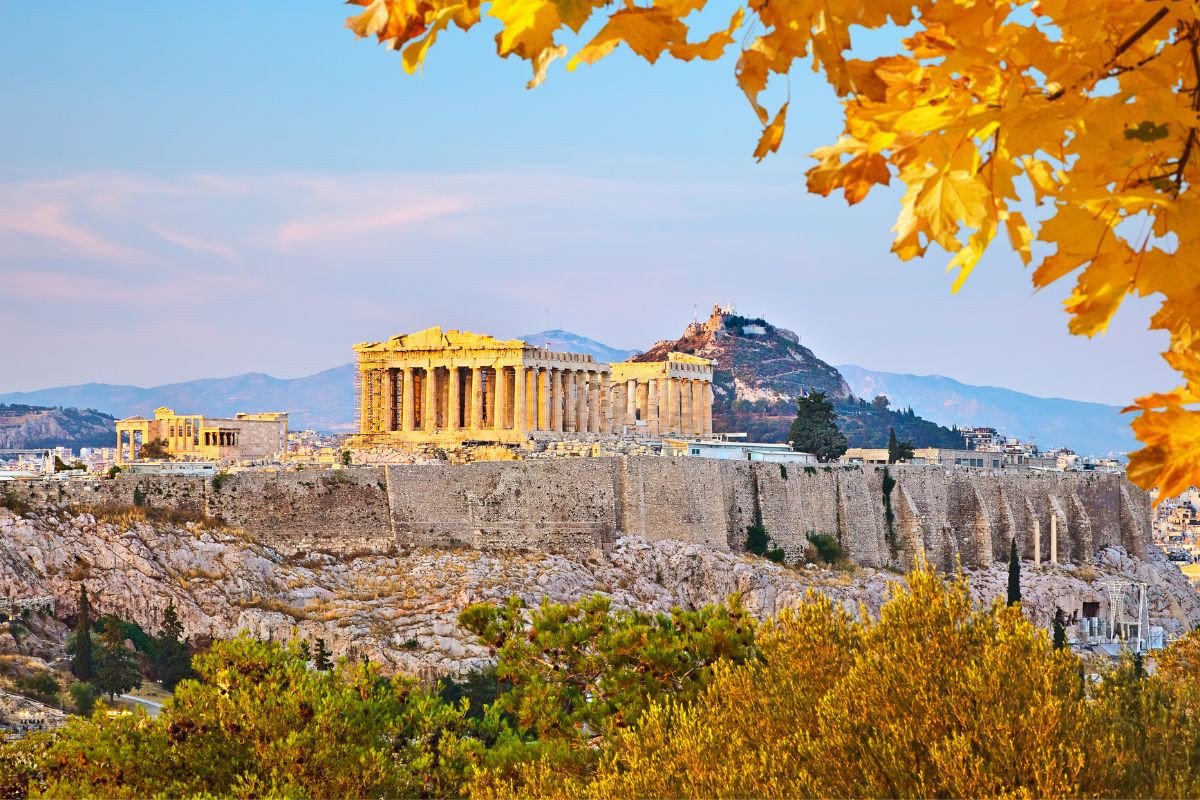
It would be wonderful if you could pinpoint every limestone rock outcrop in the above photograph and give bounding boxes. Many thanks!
[1,506,1196,677]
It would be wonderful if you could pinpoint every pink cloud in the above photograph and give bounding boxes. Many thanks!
[0,203,140,263]
[148,224,239,262]
[276,197,470,247]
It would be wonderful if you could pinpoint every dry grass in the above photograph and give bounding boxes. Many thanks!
[1074,565,1099,582]
[69,502,226,531]
[234,596,310,620]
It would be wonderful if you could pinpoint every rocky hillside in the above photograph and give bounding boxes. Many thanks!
[1,504,1196,676]
[0,405,116,450]
[634,307,964,448]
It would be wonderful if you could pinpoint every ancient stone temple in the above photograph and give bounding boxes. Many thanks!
[115,407,288,464]
[610,352,714,436]
[352,327,714,445]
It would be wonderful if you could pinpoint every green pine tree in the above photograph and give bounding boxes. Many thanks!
[71,585,93,681]
[788,391,848,462]
[154,604,193,691]
[94,619,142,700]
[313,638,333,671]
[1007,537,1022,606]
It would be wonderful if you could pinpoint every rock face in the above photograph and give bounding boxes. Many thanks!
[0,405,116,451]
[1,506,1196,677]
[7,463,1150,573]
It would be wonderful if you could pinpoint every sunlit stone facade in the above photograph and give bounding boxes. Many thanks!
[115,407,288,464]
[352,327,713,445]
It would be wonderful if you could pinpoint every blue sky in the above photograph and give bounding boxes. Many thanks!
[0,2,1180,406]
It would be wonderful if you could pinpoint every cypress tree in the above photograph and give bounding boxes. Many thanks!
[72,585,93,680]
[1052,608,1068,649]
[1007,537,1021,606]
[887,427,899,464]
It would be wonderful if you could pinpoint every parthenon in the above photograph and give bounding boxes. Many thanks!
[352,327,714,445]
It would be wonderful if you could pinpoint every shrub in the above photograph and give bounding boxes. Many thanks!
[806,532,844,565]
[211,471,228,493]
[69,682,96,717]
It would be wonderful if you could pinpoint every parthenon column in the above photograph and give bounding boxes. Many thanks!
[599,373,611,434]
[637,381,649,425]
[548,368,561,432]
[626,380,637,426]
[681,379,694,434]
[513,366,527,434]
[702,382,713,434]
[613,381,626,430]
[495,366,509,430]
[662,378,675,434]
[571,371,583,433]
[445,367,459,431]
[526,368,538,431]
[359,368,372,433]
[383,370,396,432]
[470,367,483,431]
[538,368,550,431]
[648,379,660,436]
[424,367,438,431]
[590,373,603,433]
[691,380,703,435]
[401,368,414,431]
[565,371,578,432]
[579,371,591,433]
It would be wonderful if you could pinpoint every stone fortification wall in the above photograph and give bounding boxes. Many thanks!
[3,460,1151,569]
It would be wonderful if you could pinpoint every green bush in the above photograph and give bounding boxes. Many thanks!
[806,532,844,565]
[69,682,96,717]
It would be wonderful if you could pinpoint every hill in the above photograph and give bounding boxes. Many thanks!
[0,366,355,433]
[0,405,117,450]
[633,306,964,449]
[838,365,1137,456]
[516,330,638,364]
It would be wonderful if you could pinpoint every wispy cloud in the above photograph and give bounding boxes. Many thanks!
[0,203,140,262]
[149,224,239,262]
[276,197,471,247]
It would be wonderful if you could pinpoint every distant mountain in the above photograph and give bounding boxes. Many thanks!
[516,330,638,364]
[0,365,356,432]
[837,365,1137,457]
[0,405,117,450]
[634,307,964,449]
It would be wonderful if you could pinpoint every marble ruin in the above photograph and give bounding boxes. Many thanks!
[115,407,288,464]
[352,327,714,446]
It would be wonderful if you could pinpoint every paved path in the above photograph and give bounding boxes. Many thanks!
[119,695,164,717]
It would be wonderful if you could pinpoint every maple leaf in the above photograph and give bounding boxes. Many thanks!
[754,103,788,162]
[1128,406,1200,501]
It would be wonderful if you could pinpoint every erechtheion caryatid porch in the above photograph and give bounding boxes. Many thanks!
[352,327,714,445]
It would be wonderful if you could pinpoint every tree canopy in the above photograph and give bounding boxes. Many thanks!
[345,0,1200,496]
[5,570,1200,797]
[788,391,848,461]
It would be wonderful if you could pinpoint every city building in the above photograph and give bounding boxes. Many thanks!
[352,327,714,447]
[842,447,1008,468]
[115,407,288,464]
[663,439,816,463]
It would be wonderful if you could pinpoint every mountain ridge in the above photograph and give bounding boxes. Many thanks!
[837,364,1136,456]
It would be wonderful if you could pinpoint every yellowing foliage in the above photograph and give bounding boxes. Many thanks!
[346,0,1200,494]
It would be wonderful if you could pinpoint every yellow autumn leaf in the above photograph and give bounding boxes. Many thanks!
[1128,406,1200,500]
[753,103,787,162]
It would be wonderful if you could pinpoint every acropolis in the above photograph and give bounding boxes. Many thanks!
[352,327,714,446]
